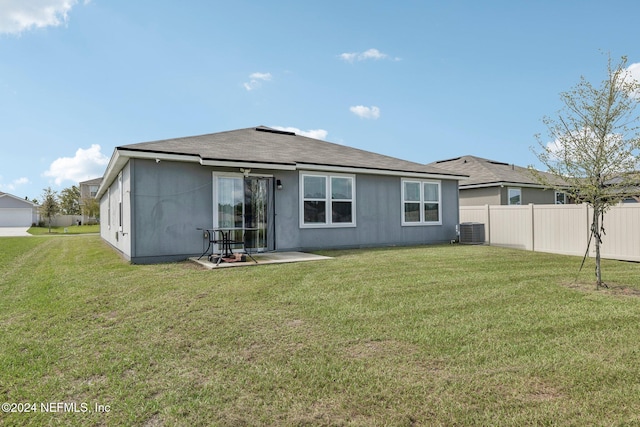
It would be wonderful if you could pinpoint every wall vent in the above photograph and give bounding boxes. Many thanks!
[255,126,295,136]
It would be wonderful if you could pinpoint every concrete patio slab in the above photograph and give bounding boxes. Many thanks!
[189,251,332,269]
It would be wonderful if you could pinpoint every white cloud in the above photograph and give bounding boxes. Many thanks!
[43,144,108,186]
[350,105,381,119]
[339,52,358,62]
[339,48,399,62]
[0,176,30,191]
[14,177,29,185]
[624,62,640,98]
[271,126,328,140]
[249,72,271,81]
[0,0,88,35]
[243,72,272,91]
[360,48,387,60]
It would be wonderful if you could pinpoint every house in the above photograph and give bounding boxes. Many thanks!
[604,174,640,204]
[0,192,39,227]
[427,155,570,206]
[96,126,467,264]
[79,177,102,224]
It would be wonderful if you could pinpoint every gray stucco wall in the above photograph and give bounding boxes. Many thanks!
[274,171,460,251]
[129,159,213,263]
[462,186,562,206]
[522,187,557,204]
[100,161,132,259]
[499,186,558,205]
[459,187,501,206]
[101,160,461,263]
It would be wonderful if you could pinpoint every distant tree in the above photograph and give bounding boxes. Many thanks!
[59,185,81,215]
[81,196,100,222]
[531,54,640,289]
[39,187,60,232]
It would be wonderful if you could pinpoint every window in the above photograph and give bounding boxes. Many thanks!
[89,185,98,198]
[118,172,123,231]
[107,190,111,228]
[555,191,567,204]
[402,179,441,225]
[300,173,355,227]
[508,188,521,205]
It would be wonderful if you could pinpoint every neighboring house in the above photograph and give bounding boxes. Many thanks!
[79,177,102,224]
[96,126,467,264]
[427,155,571,206]
[0,192,39,227]
[604,174,640,204]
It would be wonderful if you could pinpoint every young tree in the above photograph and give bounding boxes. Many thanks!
[40,187,60,233]
[81,196,100,222]
[532,55,640,288]
[59,185,81,215]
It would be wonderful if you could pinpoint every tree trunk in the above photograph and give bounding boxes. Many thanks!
[593,206,604,289]
[595,231,603,289]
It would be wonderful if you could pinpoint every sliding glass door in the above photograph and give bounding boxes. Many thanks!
[215,175,272,252]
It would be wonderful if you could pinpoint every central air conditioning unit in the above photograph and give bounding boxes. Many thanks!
[459,222,485,244]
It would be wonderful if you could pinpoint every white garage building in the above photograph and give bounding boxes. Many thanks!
[0,192,39,227]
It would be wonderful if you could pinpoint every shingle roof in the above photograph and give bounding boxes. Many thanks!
[427,155,567,188]
[79,177,103,186]
[118,126,464,177]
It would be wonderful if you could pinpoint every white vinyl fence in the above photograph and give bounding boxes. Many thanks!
[460,204,640,262]
[44,215,84,227]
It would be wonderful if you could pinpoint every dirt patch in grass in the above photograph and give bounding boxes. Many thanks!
[523,378,564,402]
[563,281,640,297]
[343,339,417,360]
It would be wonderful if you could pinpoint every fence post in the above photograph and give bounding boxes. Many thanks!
[529,203,535,252]
[486,204,491,245]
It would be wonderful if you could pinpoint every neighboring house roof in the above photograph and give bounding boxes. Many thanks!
[427,155,568,189]
[603,173,640,201]
[98,126,467,198]
[79,177,103,186]
[0,192,39,207]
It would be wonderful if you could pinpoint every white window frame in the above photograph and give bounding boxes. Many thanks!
[212,172,245,230]
[401,178,442,226]
[555,191,567,204]
[299,172,356,228]
[107,189,111,229]
[508,187,522,205]
[118,172,123,232]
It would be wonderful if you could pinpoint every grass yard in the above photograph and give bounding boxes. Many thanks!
[1,236,640,426]
[27,225,100,235]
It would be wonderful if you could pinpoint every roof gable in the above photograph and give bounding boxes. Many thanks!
[0,192,38,208]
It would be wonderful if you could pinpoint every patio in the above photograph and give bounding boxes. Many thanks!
[189,251,332,269]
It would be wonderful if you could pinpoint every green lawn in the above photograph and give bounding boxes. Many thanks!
[27,225,100,235]
[1,236,640,426]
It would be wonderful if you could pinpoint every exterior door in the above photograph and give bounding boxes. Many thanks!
[214,174,273,252]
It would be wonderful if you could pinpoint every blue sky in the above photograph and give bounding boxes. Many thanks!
[1,0,639,201]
